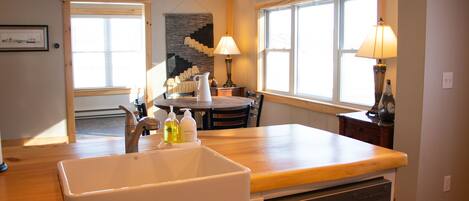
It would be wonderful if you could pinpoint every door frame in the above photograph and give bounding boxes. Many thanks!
[62,0,153,143]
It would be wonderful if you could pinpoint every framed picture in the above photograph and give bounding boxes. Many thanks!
[0,25,49,52]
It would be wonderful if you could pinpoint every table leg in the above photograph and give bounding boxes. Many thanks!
[203,112,209,130]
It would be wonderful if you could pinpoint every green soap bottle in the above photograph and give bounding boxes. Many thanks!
[164,105,183,144]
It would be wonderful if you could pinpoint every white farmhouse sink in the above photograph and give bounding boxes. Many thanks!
[57,146,251,201]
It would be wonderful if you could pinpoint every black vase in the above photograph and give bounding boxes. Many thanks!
[378,80,395,122]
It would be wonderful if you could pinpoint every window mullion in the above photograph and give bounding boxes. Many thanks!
[333,0,342,104]
[104,18,113,87]
[289,6,296,96]
[263,10,269,92]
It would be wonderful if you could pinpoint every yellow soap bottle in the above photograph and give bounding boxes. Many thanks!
[164,106,182,144]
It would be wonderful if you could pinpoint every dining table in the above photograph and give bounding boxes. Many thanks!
[154,96,254,129]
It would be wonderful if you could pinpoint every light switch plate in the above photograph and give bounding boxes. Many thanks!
[442,72,453,89]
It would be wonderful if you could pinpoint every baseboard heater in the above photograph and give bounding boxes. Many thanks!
[75,108,125,120]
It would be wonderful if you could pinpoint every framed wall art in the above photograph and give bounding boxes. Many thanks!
[0,25,49,52]
[165,14,214,79]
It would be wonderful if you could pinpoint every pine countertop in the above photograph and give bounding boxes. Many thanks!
[0,124,407,201]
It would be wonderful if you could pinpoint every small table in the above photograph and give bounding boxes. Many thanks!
[337,111,394,149]
[154,96,254,129]
[210,87,246,97]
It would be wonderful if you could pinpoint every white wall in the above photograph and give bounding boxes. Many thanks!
[0,0,67,140]
[261,102,339,132]
[232,0,258,91]
[417,0,469,200]
[394,0,427,200]
[395,0,469,201]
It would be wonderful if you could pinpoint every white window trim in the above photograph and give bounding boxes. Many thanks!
[260,0,379,110]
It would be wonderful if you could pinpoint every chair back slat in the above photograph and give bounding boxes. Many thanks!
[209,106,250,130]
[211,116,249,122]
[211,108,250,115]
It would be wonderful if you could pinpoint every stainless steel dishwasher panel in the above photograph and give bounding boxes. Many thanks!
[267,178,392,201]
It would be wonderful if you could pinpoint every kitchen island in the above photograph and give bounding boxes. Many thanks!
[0,124,407,201]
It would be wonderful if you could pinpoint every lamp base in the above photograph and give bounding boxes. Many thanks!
[223,80,236,88]
[0,162,7,173]
[367,62,387,117]
[223,55,236,88]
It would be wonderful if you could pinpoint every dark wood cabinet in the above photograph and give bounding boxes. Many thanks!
[337,111,394,149]
[211,87,245,97]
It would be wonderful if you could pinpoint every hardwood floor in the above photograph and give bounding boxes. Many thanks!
[75,116,125,137]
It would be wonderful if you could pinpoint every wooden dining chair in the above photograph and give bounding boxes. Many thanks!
[209,106,251,130]
[133,99,150,136]
[246,91,264,127]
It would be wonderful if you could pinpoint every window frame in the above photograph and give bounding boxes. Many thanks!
[71,14,145,89]
[261,0,378,109]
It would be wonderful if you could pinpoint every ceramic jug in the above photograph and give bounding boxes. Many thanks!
[193,72,212,102]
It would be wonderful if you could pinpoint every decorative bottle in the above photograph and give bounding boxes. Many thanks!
[378,80,396,122]
[210,77,218,88]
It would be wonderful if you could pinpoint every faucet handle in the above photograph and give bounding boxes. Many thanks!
[138,117,160,131]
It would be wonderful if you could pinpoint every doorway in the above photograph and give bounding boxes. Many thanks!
[63,0,153,142]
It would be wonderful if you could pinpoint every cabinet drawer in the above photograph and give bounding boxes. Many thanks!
[344,122,381,145]
[338,111,394,149]
[212,87,245,97]
[218,88,236,96]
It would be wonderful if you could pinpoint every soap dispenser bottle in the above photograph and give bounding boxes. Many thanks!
[180,108,197,143]
[164,106,182,144]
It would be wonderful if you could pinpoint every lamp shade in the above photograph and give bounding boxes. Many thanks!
[356,21,397,59]
[214,36,240,55]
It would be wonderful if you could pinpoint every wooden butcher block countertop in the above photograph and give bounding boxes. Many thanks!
[0,124,407,201]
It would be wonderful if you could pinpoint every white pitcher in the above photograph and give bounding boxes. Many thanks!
[193,72,212,102]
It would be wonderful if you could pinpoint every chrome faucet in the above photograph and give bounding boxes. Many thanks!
[119,105,160,153]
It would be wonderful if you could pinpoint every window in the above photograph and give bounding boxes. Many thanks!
[71,16,145,89]
[262,0,377,107]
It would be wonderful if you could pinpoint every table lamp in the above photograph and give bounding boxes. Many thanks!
[356,18,397,115]
[214,36,241,87]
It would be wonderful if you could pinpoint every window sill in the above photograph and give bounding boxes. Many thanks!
[74,87,132,97]
[260,91,363,115]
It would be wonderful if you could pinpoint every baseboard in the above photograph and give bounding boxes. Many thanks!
[75,108,126,119]
[75,113,125,120]
[2,136,69,147]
